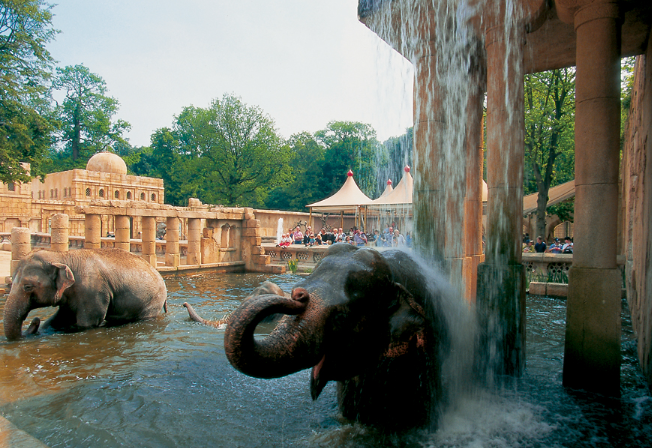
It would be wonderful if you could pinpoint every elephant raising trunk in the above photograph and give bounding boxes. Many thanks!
[222,244,446,430]
[225,288,325,379]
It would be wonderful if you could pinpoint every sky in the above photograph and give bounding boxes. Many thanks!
[46,0,415,148]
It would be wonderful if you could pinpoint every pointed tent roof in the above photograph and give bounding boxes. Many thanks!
[377,179,394,199]
[370,166,413,206]
[307,170,373,212]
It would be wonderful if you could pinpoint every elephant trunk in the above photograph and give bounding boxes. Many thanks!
[224,291,323,379]
[4,290,30,341]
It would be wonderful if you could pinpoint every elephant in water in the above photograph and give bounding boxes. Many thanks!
[222,244,450,430]
[4,249,167,341]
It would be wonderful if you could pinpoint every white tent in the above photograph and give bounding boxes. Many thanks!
[369,166,413,207]
[306,170,373,212]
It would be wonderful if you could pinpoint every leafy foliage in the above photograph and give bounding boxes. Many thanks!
[314,121,380,198]
[48,64,130,170]
[145,94,293,207]
[0,0,57,182]
[524,68,576,236]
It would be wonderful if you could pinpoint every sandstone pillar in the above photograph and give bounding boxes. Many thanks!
[114,216,131,252]
[10,227,31,276]
[50,214,69,252]
[464,69,486,304]
[84,214,101,249]
[187,218,202,265]
[412,39,468,296]
[165,217,180,267]
[557,0,622,396]
[476,13,527,378]
[141,217,157,267]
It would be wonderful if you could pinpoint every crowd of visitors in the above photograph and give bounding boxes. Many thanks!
[522,234,573,254]
[276,223,412,249]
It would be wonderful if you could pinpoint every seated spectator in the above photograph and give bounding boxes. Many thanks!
[534,236,546,253]
[353,229,368,247]
[562,236,573,254]
[335,228,345,243]
[293,226,303,245]
[393,229,406,247]
[345,235,353,244]
[278,233,292,248]
[308,233,316,246]
[546,238,562,253]
[314,233,323,245]
[522,239,534,253]
[373,230,382,247]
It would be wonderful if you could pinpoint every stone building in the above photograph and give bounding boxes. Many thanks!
[0,152,164,237]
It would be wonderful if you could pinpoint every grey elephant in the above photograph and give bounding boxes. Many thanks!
[4,248,168,341]
[221,244,450,431]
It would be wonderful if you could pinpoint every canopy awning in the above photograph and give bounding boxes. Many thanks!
[368,166,413,208]
[306,170,373,212]
[522,180,575,216]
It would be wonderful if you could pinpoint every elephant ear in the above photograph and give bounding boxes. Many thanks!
[52,262,75,303]
[384,283,428,358]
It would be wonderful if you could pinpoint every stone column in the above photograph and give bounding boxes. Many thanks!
[412,39,468,296]
[114,215,131,252]
[165,217,180,267]
[476,12,527,378]
[141,217,157,267]
[557,0,622,396]
[187,218,202,265]
[50,213,69,252]
[464,67,486,304]
[84,214,102,249]
[10,227,31,276]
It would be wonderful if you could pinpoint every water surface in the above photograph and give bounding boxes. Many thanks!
[0,272,650,447]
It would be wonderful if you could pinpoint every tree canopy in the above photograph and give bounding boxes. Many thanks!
[145,94,293,207]
[524,68,576,238]
[48,64,130,170]
[0,0,57,183]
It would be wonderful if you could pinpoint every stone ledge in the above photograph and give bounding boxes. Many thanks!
[528,281,568,297]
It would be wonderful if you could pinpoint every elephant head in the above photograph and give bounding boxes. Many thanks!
[224,244,435,402]
[4,251,75,341]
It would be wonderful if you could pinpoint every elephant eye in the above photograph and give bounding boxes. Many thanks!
[23,284,33,292]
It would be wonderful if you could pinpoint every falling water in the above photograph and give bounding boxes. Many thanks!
[276,218,284,245]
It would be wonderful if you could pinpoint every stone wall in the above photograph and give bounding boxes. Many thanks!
[622,35,652,387]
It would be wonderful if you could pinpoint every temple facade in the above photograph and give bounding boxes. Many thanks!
[0,152,164,237]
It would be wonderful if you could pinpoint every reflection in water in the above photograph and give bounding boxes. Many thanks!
[0,272,650,447]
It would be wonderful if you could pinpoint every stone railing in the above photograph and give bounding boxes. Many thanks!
[264,244,329,268]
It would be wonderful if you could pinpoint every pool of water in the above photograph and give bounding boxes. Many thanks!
[0,271,650,447]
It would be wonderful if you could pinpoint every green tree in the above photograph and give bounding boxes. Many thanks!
[315,121,379,198]
[0,0,57,183]
[524,68,576,239]
[149,94,292,207]
[50,64,130,168]
[265,132,325,211]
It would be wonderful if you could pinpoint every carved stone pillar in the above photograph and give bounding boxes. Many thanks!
[141,217,157,267]
[165,217,180,267]
[187,218,202,265]
[84,214,101,249]
[476,8,527,378]
[556,0,622,396]
[114,215,130,252]
[10,227,31,276]
[50,213,69,252]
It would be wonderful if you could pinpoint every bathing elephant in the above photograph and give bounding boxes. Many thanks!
[183,281,286,328]
[223,244,449,430]
[4,248,168,341]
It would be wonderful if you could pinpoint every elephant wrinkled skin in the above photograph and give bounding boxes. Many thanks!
[4,248,167,341]
[224,244,449,430]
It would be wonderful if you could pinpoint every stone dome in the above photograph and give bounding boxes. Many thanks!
[86,152,127,175]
